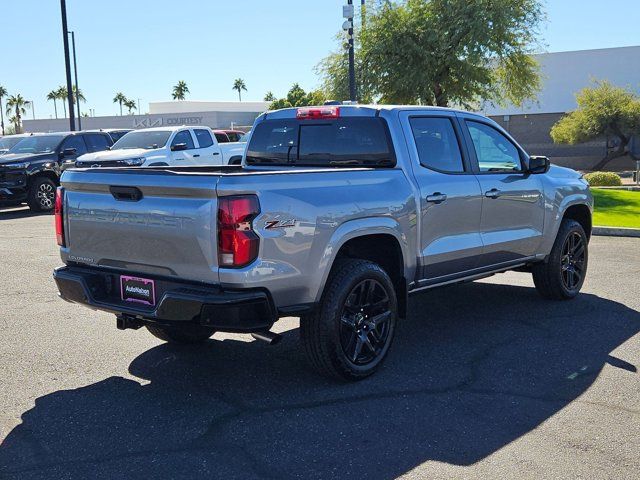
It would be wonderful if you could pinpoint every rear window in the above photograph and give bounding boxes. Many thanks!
[246,117,395,167]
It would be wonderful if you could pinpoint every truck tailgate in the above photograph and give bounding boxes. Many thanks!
[60,169,220,284]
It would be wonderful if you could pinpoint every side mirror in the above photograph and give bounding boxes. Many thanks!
[171,143,188,152]
[527,156,550,174]
[62,147,77,157]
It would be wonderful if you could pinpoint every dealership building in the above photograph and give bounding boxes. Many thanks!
[21,46,639,170]
[22,100,270,134]
[483,45,640,171]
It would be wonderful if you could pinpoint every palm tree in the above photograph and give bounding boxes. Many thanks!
[233,78,247,101]
[0,85,7,135]
[172,81,189,100]
[124,99,137,115]
[47,89,59,119]
[56,86,68,117]
[72,86,86,105]
[6,94,29,134]
[113,92,127,116]
[264,91,275,102]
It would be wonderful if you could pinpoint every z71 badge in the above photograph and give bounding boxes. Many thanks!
[264,219,296,229]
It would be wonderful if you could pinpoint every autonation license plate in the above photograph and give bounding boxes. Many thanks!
[120,275,156,306]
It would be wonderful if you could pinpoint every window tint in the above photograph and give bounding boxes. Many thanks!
[84,134,111,152]
[410,117,464,173]
[466,121,522,172]
[246,117,395,167]
[214,133,229,143]
[226,132,240,142]
[171,130,195,150]
[61,135,87,156]
[194,129,214,148]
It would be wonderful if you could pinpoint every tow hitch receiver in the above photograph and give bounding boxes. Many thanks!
[116,314,144,331]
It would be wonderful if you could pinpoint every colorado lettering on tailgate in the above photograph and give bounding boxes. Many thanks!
[68,207,194,229]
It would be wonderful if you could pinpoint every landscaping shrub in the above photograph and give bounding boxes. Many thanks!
[583,171,622,187]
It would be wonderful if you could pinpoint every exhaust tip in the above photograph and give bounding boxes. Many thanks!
[251,331,282,345]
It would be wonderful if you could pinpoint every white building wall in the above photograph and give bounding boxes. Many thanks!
[482,45,640,116]
[149,101,270,114]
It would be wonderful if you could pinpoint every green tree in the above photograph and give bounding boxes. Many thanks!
[72,86,86,105]
[113,92,127,115]
[124,98,137,115]
[264,91,275,102]
[5,94,29,134]
[233,78,247,101]
[172,81,189,100]
[0,85,7,135]
[318,0,543,107]
[47,90,59,119]
[269,83,326,110]
[551,81,640,170]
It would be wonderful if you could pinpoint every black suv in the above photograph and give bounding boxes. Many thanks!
[0,131,113,211]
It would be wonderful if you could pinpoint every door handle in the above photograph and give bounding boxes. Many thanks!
[193,154,200,158]
[426,192,447,204]
[485,188,502,199]
[212,152,220,156]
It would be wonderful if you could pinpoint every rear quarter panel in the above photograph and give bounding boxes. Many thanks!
[217,169,418,308]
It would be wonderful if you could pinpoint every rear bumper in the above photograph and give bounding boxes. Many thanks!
[53,266,276,332]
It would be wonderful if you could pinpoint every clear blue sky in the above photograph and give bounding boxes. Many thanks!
[2,0,639,119]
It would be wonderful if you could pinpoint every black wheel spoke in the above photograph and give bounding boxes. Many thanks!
[339,277,393,366]
[351,336,365,362]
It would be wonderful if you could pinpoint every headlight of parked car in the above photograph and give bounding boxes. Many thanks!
[4,162,30,169]
[123,157,146,166]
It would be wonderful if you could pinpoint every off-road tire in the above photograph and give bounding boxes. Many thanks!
[300,259,398,381]
[532,219,588,300]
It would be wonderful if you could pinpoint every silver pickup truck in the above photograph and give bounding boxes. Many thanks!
[53,105,593,380]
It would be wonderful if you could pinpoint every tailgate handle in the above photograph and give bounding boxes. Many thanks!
[109,186,143,202]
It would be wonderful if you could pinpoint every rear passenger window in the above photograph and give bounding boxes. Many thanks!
[410,117,464,173]
[84,134,111,152]
[194,129,213,148]
[171,130,195,150]
[215,133,229,143]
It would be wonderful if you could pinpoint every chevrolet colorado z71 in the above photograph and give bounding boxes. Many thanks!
[53,105,593,380]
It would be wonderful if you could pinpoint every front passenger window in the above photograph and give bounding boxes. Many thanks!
[466,121,522,172]
[171,130,195,150]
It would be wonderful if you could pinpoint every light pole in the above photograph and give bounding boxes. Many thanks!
[27,101,35,120]
[345,0,356,102]
[68,30,82,130]
[60,0,75,130]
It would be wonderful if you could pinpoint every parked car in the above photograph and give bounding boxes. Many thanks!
[213,130,231,143]
[0,130,113,211]
[86,128,134,143]
[74,126,245,168]
[0,133,35,155]
[53,105,593,380]
[218,129,246,142]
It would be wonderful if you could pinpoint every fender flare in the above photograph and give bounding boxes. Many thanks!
[313,217,414,304]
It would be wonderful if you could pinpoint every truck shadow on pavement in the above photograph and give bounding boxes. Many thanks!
[1,281,639,479]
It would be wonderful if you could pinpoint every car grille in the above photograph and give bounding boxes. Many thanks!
[76,160,129,168]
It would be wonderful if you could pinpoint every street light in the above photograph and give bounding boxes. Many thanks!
[60,0,76,130]
[68,30,81,130]
[343,1,356,102]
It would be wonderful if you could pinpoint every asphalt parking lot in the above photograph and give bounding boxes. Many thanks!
[0,205,638,479]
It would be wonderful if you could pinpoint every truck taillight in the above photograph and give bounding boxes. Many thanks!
[217,195,260,268]
[55,187,65,247]
[296,106,340,119]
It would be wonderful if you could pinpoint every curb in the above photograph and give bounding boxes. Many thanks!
[593,226,640,238]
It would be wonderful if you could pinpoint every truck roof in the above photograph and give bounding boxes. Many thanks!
[264,104,488,120]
